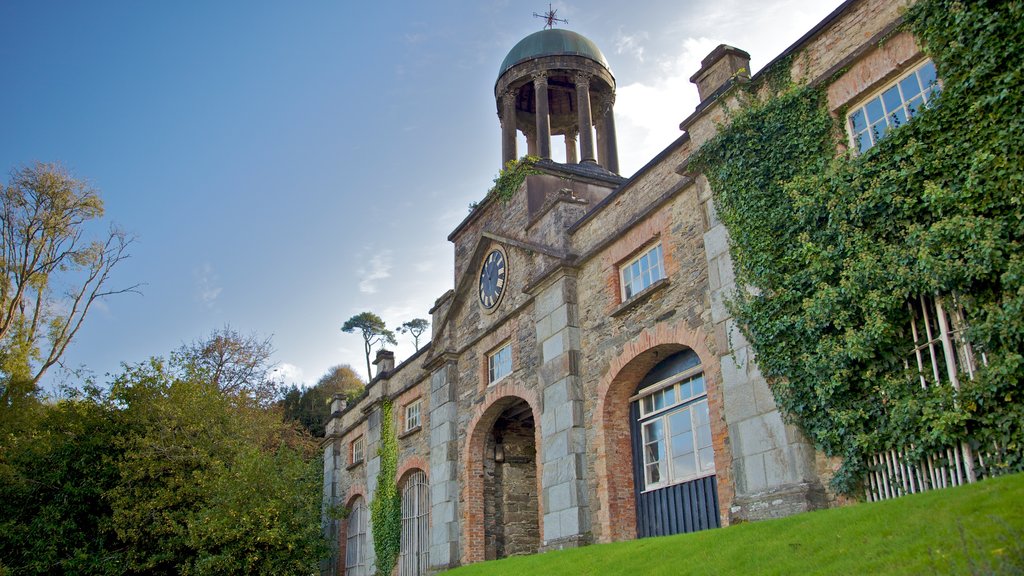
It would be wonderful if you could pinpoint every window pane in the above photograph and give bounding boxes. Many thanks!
[872,120,888,141]
[669,410,691,439]
[646,463,662,485]
[899,73,922,100]
[644,419,665,442]
[907,95,924,117]
[663,386,675,407]
[692,374,705,396]
[699,447,716,472]
[850,109,866,133]
[679,380,691,401]
[653,390,665,411]
[696,420,713,450]
[856,131,872,153]
[671,430,694,459]
[890,107,907,128]
[673,454,698,479]
[693,400,710,426]
[918,61,937,90]
[881,85,902,115]
[642,396,653,414]
[865,98,885,124]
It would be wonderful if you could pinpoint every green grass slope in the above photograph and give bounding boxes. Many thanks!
[441,473,1024,576]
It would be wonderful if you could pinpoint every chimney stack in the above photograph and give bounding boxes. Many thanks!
[690,45,751,102]
[373,349,395,377]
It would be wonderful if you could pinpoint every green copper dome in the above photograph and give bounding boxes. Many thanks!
[498,29,609,77]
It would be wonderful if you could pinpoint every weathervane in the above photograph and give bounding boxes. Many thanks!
[533,4,567,29]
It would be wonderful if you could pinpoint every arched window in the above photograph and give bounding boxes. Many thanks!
[345,497,367,576]
[630,349,719,537]
[399,470,429,576]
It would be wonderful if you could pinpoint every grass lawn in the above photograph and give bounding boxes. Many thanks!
[440,472,1023,575]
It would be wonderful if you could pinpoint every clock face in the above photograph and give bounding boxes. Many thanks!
[479,249,507,310]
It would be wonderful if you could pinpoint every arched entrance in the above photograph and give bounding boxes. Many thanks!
[629,349,720,537]
[399,470,429,576]
[482,399,540,559]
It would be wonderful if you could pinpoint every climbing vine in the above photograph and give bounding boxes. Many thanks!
[370,399,401,575]
[490,155,541,203]
[691,0,1024,494]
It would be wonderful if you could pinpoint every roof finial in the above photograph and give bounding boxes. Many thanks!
[533,3,567,29]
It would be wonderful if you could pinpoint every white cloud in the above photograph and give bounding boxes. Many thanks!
[195,263,222,309]
[272,362,304,385]
[358,250,393,294]
[615,29,648,63]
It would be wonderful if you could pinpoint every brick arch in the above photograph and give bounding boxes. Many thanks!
[592,320,729,542]
[397,456,429,488]
[460,382,543,565]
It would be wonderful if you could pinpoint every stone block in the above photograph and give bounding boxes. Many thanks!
[431,383,454,407]
[543,379,569,408]
[704,195,720,228]
[735,412,787,457]
[433,500,455,524]
[707,255,721,291]
[542,331,564,363]
[543,511,561,541]
[545,482,568,513]
[717,251,736,288]
[554,400,582,432]
[752,376,778,413]
[540,408,558,436]
[763,448,797,488]
[535,313,554,342]
[430,402,455,429]
[722,382,758,424]
[719,346,749,390]
[430,421,454,447]
[703,224,729,259]
[543,430,569,461]
[558,507,583,537]
[742,452,768,493]
[710,286,734,324]
[549,303,572,331]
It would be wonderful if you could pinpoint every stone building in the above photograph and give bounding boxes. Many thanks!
[323,0,931,573]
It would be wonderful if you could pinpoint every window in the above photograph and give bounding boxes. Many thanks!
[620,243,665,300]
[488,343,512,384]
[351,436,364,465]
[399,471,430,576]
[345,497,367,575]
[848,59,939,153]
[636,370,715,490]
[405,399,422,432]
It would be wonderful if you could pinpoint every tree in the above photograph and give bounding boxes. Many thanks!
[341,312,396,381]
[0,163,137,417]
[281,365,364,436]
[175,326,279,405]
[398,318,430,351]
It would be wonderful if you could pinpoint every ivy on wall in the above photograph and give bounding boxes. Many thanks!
[691,0,1023,493]
[491,155,541,202]
[370,399,401,575]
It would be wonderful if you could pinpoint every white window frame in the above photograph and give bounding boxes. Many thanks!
[633,368,716,491]
[488,342,512,385]
[351,435,364,465]
[620,242,665,301]
[847,59,939,154]
[405,399,422,432]
[345,497,367,575]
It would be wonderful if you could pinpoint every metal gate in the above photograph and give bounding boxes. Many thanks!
[399,471,429,576]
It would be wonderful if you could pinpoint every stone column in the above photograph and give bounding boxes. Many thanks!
[574,73,596,164]
[533,271,591,550]
[564,128,578,164]
[501,89,518,165]
[525,128,538,157]
[595,93,619,174]
[533,72,552,159]
[698,177,824,522]
[428,361,460,570]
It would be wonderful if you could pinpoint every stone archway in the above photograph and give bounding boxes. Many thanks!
[593,321,730,543]
[462,391,543,564]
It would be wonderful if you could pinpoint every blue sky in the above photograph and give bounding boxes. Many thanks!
[1,0,843,388]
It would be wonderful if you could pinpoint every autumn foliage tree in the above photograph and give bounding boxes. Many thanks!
[0,163,137,421]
